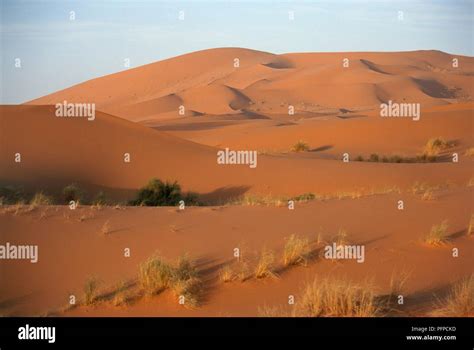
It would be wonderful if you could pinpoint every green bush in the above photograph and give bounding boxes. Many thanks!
[0,186,25,204]
[131,179,183,206]
[62,183,83,203]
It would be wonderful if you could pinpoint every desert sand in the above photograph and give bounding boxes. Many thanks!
[1,48,473,316]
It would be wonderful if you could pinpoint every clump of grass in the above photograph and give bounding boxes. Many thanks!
[335,228,349,247]
[423,137,451,156]
[231,194,287,207]
[292,193,317,202]
[255,247,276,279]
[83,276,100,306]
[292,140,309,152]
[468,177,474,187]
[219,265,235,283]
[431,275,473,316]
[258,305,289,317]
[138,255,174,295]
[464,147,474,157]
[138,253,203,307]
[100,220,111,235]
[421,188,436,201]
[424,220,449,246]
[355,155,364,161]
[172,277,203,308]
[30,192,54,206]
[282,234,310,267]
[93,191,107,206]
[294,277,379,317]
[387,270,410,307]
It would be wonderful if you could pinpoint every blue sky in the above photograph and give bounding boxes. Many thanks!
[1,0,473,103]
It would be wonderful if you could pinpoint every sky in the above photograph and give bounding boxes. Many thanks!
[1,0,473,103]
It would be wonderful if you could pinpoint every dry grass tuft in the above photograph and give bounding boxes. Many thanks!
[424,220,449,246]
[100,220,111,235]
[255,247,276,279]
[423,137,451,156]
[282,234,310,267]
[83,276,100,306]
[431,275,474,316]
[294,276,379,317]
[292,140,310,152]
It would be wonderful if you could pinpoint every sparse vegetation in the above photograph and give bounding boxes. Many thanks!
[63,183,83,203]
[30,191,53,206]
[255,247,276,279]
[219,265,234,283]
[282,234,310,267]
[138,253,203,307]
[292,140,309,152]
[93,191,107,206]
[432,275,474,316]
[130,178,198,206]
[464,147,474,157]
[424,220,449,246]
[0,185,25,204]
[292,193,317,202]
[100,220,111,235]
[294,276,379,317]
[139,255,174,295]
[83,276,100,306]
[423,137,451,157]
[368,153,379,162]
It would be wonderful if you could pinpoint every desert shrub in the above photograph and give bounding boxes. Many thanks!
[293,193,316,202]
[93,191,107,206]
[283,234,310,267]
[432,275,473,316]
[423,138,450,156]
[292,141,309,152]
[294,277,379,317]
[355,155,364,162]
[139,255,174,295]
[368,154,379,162]
[30,192,54,206]
[0,185,25,204]
[424,220,449,246]
[131,179,183,206]
[465,147,474,157]
[255,247,276,279]
[62,183,83,203]
[138,253,203,307]
[219,265,234,283]
[84,276,100,306]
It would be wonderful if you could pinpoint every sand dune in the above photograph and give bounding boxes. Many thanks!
[1,104,472,203]
[28,48,474,124]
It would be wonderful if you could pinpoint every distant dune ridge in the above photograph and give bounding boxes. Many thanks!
[27,48,474,123]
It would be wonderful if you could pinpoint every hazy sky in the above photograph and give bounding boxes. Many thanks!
[1,0,473,103]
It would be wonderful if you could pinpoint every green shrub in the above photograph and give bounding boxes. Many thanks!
[0,185,25,204]
[369,154,379,162]
[62,183,83,203]
[131,179,184,206]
